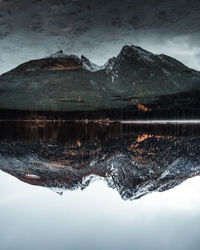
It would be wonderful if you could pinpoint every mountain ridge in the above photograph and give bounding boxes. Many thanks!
[0,44,200,115]
[3,45,194,75]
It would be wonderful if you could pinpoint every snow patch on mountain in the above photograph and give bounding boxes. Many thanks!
[48,50,65,58]
[81,55,103,72]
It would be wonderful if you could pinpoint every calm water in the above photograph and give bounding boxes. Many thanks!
[0,121,200,250]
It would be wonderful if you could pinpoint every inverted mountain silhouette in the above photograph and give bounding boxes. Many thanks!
[0,122,200,200]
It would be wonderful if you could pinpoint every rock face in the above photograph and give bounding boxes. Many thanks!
[106,45,200,96]
[0,45,200,116]
[0,121,200,200]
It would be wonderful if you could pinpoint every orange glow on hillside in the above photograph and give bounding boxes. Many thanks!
[137,104,151,112]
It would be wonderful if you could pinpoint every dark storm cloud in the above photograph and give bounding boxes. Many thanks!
[1,0,200,35]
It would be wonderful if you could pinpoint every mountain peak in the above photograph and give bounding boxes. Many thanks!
[119,45,154,63]
[48,50,64,58]
[1,44,199,113]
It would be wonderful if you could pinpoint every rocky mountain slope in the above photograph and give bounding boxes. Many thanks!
[0,45,200,116]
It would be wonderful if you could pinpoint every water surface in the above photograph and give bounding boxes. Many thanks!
[0,121,200,250]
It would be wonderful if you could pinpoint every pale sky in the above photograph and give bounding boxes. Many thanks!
[0,170,200,250]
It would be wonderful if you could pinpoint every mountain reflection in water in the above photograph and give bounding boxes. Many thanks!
[0,121,200,200]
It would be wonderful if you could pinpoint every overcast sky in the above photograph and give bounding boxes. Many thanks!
[1,170,200,250]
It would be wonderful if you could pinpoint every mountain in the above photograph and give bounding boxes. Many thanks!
[0,45,200,119]
[0,121,200,200]
[0,0,200,75]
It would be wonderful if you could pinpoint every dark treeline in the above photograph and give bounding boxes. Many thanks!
[1,121,200,145]
[1,107,200,121]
